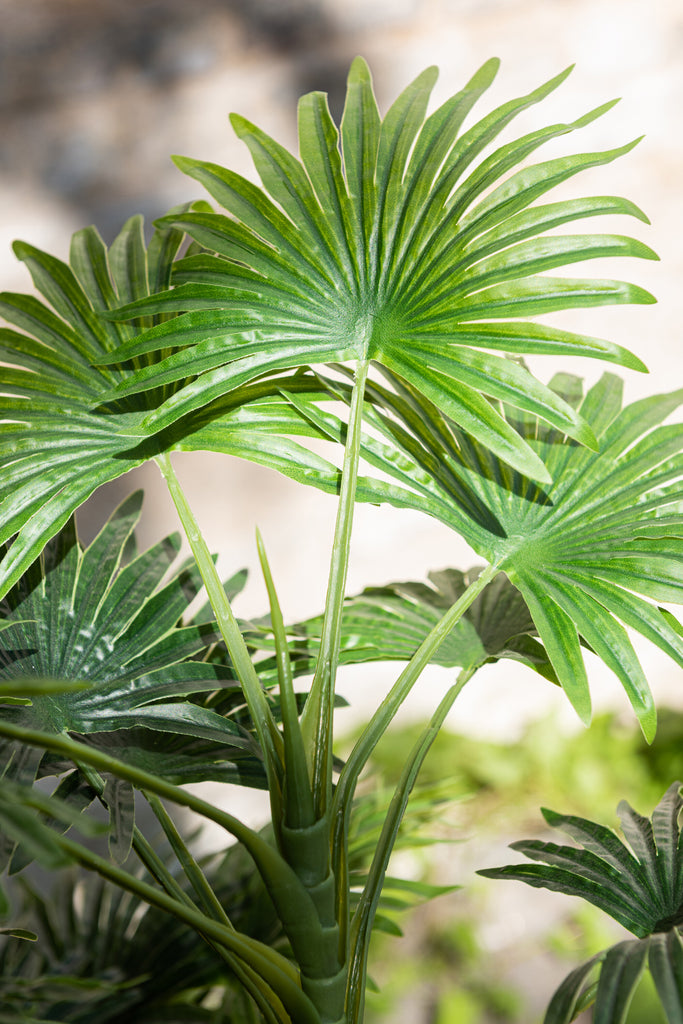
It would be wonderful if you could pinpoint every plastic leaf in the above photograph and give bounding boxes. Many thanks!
[248,565,557,683]
[0,215,335,601]
[482,784,683,1023]
[324,369,683,738]
[592,939,648,1024]
[101,59,653,486]
[0,491,266,794]
[480,784,683,937]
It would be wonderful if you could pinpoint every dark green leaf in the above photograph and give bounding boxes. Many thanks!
[329,369,683,737]
[543,953,602,1024]
[593,939,648,1024]
[648,929,683,1024]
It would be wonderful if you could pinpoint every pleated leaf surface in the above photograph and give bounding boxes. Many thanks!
[308,370,683,738]
[0,212,339,601]
[0,491,265,790]
[481,785,683,1023]
[248,565,557,683]
[101,58,654,488]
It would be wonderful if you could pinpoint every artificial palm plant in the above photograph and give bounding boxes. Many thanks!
[0,56,680,1023]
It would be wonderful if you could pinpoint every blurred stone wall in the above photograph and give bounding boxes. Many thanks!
[1,0,682,734]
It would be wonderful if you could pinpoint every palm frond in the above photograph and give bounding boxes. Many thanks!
[100,58,654,486]
[247,565,557,683]
[480,783,683,1023]
[0,491,267,811]
[0,213,339,601]
[303,369,683,738]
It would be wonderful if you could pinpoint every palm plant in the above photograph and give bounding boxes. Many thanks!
[0,56,680,1024]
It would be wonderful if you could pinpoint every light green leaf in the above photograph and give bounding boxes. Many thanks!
[0,216,334,601]
[103,59,652,484]
[326,369,683,737]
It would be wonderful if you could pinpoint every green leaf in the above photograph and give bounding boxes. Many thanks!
[485,789,683,1024]
[329,369,683,738]
[102,59,652,483]
[0,215,334,601]
[480,784,683,938]
[248,565,556,684]
[593,939,648,1024]
[543,954,602,1024]
[0,780,107,872]
[648,930,683,1023]
[0,492,268,801]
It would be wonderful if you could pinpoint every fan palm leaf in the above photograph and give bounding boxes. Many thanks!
[480,783,683,1023]
[0,213,342,602]
[0,490,266,802]
[98,58,654,487]
[247,565,557,683]
[291,369,683,739]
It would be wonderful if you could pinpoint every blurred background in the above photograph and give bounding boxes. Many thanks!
[1,3,682,1020]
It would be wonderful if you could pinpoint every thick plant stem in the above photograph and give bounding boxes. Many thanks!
[155,452,284,806]
[332,562,501,959]
[302,358,370,820]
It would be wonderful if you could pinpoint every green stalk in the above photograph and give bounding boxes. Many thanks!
[0,721,328,980]
[144,791,234,929]
[332,562,500,956]
[62,762,296,1024]
[301,358,370,819]
[143,790,290,1024]
[345,670,474,1024]
[47,829,321,1024]
[155,451,284,810]
[75,762,193,908]
[257,529,315,831]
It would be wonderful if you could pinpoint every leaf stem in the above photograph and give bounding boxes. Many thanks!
[154,451,284,811]
[332,562,500,955]
[46,829,320,1024]
[141,789,292,1023]
[302,358,370,818]
[345,669,473,1023]
[257,529,316,830]
[0,721,325,971]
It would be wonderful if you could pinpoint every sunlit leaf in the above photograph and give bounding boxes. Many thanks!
[0,216,335,601]
[317,369,683,738]
[100,59,653,487]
